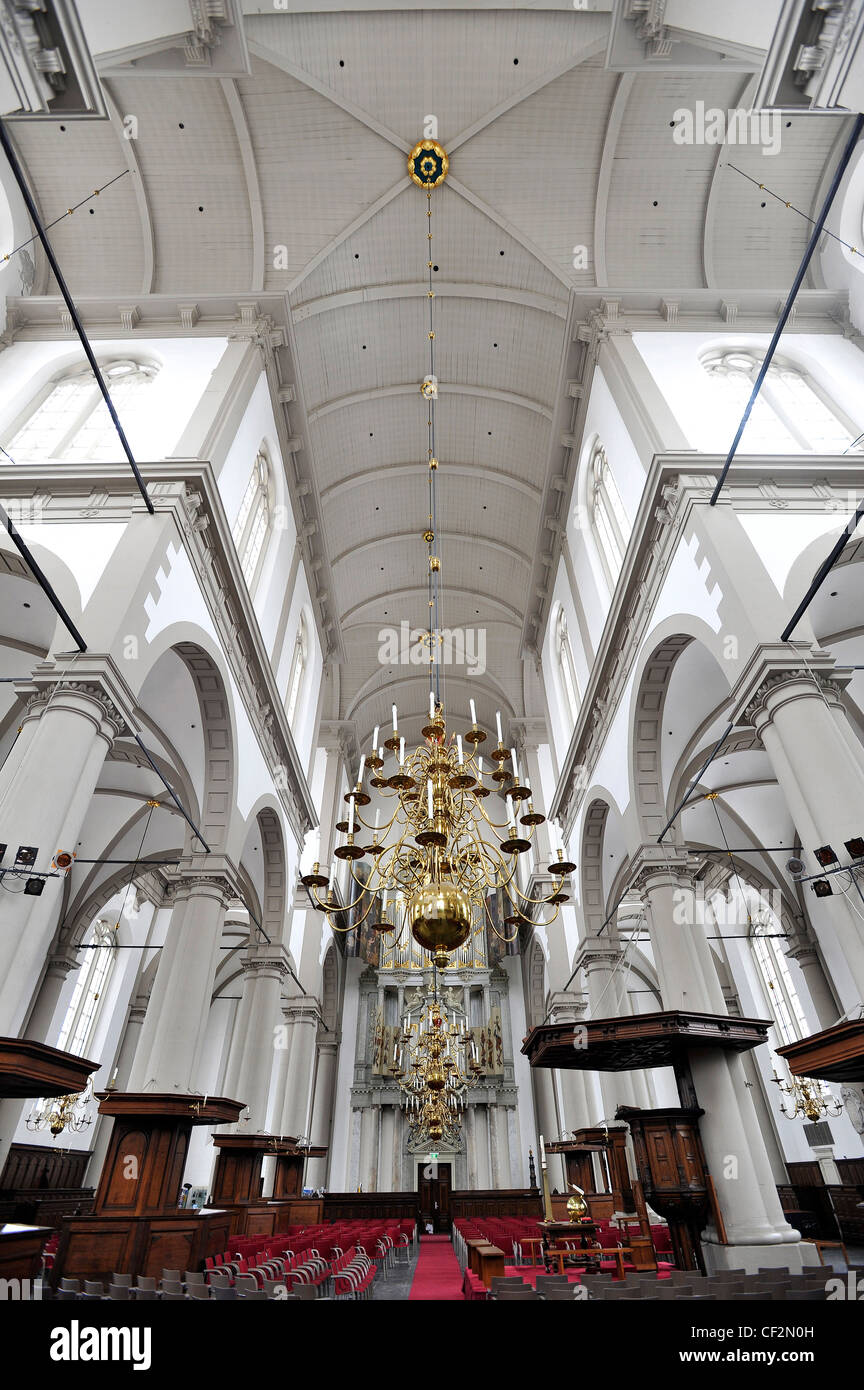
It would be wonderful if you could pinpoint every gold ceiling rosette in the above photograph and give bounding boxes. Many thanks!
[408,139,448,189]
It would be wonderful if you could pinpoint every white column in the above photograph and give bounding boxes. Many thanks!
[735,649,864,1004]
[358,1104,379,1191]
[280,999,320,1139]
[0,666,128,1035]
[24,948,79,1042]
[306,1038,338,1187]
[631,846,809,1273]
[474,1105,492,1187]
[223,948,290,1130]
[532,1068,565,1189]
[378,1105,395,1193]
[785,945,839,1030]
[128,869,233,1093]
[84,992,149,1186]
[493,1106,511,1187]
[575,939,643,1116]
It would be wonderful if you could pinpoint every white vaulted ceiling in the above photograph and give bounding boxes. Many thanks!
[5,5,847,744]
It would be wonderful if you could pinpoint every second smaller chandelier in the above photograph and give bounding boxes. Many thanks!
[392,994,484,1142]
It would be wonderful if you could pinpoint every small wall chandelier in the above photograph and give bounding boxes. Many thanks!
[26,1075,94,1139]
[771,1068,843,1123]
[302,155,574,967]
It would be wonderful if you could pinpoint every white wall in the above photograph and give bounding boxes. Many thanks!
[632,331,864,452]
[0,338,227,460]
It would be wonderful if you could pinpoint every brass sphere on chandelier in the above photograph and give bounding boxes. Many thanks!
[408,880,472,964]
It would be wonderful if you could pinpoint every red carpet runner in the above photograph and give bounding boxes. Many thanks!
[409,1234,464,1301]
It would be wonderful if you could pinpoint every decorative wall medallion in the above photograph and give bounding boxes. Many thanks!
[408,140,448,188]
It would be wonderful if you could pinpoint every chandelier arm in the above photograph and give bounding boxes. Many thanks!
[309,881,368,915]
[480,892,520,943]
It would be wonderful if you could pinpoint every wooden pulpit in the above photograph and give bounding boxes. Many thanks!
[53,1092,243,1285]
[615,1105,710,1272]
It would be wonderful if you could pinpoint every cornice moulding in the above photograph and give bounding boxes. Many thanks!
[0,459,317,842]
[550,454,864,829]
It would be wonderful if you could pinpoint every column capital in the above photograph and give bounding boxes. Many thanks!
[509,717,549,750]
[546,990,588,1025]
[282,995,322,1027]
[572,937,620,973]
[15,654,139,741]
[783,942,821,970]
[43,947,81,979]
[317,719,356,761]
[729,642,852,729]
[628,843,695,898]
[161,857,239,908]
[239,943,293,982]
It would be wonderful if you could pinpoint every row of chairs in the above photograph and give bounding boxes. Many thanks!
[487,1266,840,1302]
[55,1269,314,1303]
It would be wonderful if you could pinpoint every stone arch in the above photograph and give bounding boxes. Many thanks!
[630,633,693,841]
[248,804,287,945]
[628,621,732,843]
[59,850,176,952]
[580,798,611,939]
[527,937,547,1027]
[172,641,235,854]
[322,943,339,1033]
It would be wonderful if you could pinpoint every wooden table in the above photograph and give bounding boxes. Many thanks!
[475,1243,506,1288]
[466,1238,489,1276]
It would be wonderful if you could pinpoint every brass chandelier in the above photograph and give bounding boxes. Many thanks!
[392,994,483,1144]
[771,1068,843,1123]
[302,147,574,967]
[26,1075,94,1139]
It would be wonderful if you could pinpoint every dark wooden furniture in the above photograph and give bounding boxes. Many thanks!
[52,1091,243,1285]
[0,1037,100,1279]
[777,1019,864,1085]
[209,1135,326,1233]
[450,1189,543,1220]
[0,1223,53,1284]
[322,1192,417,1221]
[466,1237,488,1275]
[616,1106,710,1272]
[522,1011,774,1271]
[540,1218,599,1272]
[475,1242,505,1287]
[522,1010,771,1077]
[418,1160,451,1232]
[0,1037,99,1100]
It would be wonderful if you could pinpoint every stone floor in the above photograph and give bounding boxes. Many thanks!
[368,1246,420,1299]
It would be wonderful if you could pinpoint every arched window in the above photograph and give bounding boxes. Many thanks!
[589,444,630,588]
[285,613,308,726]
[4,359,158,462]
[555,609,580,724]
[750,924,809,1048]
[702,349,860,452]
[232,450,273,591]
[56,918,117,1056]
